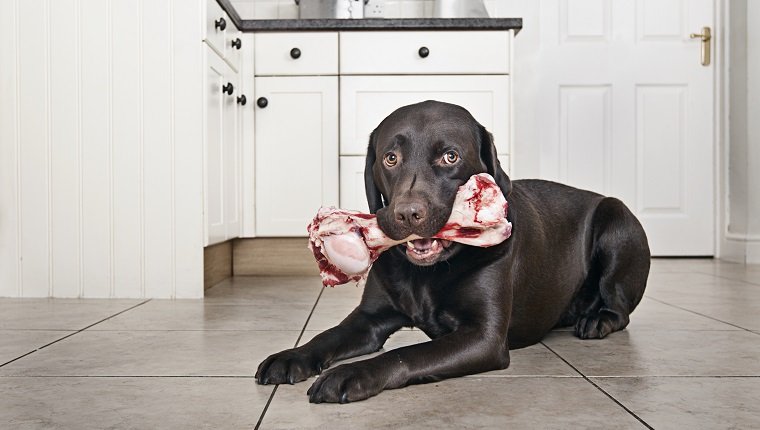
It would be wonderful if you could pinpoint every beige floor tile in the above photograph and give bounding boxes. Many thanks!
[0,377,270,430]
[0,299,143,330]
[0,330,74,364]
[0,330,300,377]
[92,299,314,331]
[543,329,760,377]
[261,377,644,429]
[592,377,760,429]
[625,297,741,331]
[204,276,323,305]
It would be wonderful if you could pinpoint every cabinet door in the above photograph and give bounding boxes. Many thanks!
[339,156,369,213]
[205,50,227,245]
[255,76,339,236]
[223,65,241,240]
[340,75,510,156]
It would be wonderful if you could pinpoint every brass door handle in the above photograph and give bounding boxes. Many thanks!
[689,26,711,66]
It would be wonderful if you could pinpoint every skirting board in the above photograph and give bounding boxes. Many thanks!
[233,238,319,276]
[204,241,232,289]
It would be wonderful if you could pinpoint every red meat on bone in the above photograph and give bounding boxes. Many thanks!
[307,173,512,287]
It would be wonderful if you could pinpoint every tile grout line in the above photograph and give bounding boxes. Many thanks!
[0,299,152,369]
[692,269,760,289]
[646,296,760,335]
[540,341,654,430]
[255,286,326,430]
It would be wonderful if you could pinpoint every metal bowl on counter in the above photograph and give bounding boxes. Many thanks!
[296,0,367,19]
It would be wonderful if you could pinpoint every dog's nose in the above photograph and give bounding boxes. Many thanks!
[394,202,427,227]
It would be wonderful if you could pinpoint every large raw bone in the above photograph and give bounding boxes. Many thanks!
[307,173,512,286]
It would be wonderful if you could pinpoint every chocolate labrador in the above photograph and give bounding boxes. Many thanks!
[256,100,650,403]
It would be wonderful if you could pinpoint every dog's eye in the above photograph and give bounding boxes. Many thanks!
[443,150,460,165]
[383,152,398,167]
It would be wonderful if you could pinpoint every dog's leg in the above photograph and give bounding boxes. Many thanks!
[307,326,510,403]
[255,307,404,385]
[575,197,650,339]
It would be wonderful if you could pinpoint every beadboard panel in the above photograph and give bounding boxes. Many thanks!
[0,0,205,298]
[142,0,174,298]
[50,0,82,298]
[172,0,206,299]
[80,0,112,297]
[0,0,20,297]
[18,0,52,297]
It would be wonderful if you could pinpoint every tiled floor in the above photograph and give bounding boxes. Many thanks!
[2,259,759,429]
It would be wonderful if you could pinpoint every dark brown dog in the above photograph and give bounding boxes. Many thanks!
[256,100,650,403]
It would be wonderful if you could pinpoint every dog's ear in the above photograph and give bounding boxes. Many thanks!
[364,130,385,213]
[478,125,513,197]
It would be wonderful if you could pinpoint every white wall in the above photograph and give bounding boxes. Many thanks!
[724,0,760,263]
[0,0,205,297]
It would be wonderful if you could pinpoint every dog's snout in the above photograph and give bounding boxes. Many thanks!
[394,202,428,227]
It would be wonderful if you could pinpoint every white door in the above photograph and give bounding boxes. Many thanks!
[255,76,339,236]
[537,0,715,256]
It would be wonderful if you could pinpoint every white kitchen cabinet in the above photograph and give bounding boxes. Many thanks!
[205,45,244,246]
[255,76,339,236]
[339,156,370,213]
[204,0,243,71]
[254,32,339,76]
[340,31,510,75]
[340,75,511,157]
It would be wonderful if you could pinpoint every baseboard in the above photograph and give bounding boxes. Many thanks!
[204,241,233,289]
[719,234,760,264]
[747,241,760,264]
[233,237,319,276]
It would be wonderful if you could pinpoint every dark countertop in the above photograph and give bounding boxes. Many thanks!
[216,0,522,34]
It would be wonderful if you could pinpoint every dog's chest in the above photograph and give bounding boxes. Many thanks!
[393,282,459,338]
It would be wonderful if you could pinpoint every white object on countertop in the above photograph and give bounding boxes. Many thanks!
[433,0,489,18]
[299,0,364,19]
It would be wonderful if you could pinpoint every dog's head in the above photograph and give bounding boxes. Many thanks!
[365,100,512,266]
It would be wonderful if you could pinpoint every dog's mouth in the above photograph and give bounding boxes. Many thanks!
[404,238,453,265]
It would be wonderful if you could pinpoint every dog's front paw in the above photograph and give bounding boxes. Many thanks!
[255,349,321,385]
[307,362,386,404]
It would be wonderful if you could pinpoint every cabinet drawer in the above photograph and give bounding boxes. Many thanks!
[340,75,510,156]
[255,33,339,76]
[340,31,510,75]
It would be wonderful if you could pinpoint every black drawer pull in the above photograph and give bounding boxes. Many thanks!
[237,94,247,105]
[215,17,226,31]
[231,38,241,49]
[418,46,429,58]
[222,82,234,95]
[290,47,301,59]
[257,97,268,108]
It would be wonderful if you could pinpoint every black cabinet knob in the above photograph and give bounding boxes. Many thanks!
[290,47,301,59]
[418,46,430,58]
[222,82,234,95]
[215,17,227,31]
[231,38,241,49]
[237,94,247,106]
[256,97,268,108]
